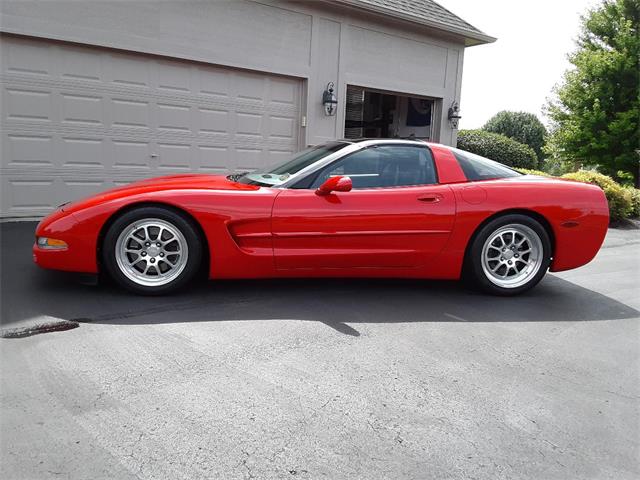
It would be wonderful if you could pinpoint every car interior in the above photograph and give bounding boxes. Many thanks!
[312,146,437,188]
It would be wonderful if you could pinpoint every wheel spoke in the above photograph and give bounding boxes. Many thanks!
[158,259,173,273]
[481,223,544,289]
[116,218,189,286]
[165,254,180,265]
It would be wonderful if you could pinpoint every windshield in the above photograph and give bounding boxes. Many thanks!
[234,142,349,187]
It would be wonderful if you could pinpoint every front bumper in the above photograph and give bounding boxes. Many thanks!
[33,210,98,273]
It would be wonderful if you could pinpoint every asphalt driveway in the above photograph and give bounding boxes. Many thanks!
[1,221,639,479]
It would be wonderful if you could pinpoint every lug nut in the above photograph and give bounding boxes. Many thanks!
[141,251,147,256]
[500,257,504,261]
[145,242,150,246]
[156,242,161,247]
[160,252,165,257]
[150,258,155,263]
[508,260,512,265]
[502,248,506,252]
[515,254,519,258]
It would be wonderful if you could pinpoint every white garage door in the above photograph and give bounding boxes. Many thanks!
[0,35,303,218]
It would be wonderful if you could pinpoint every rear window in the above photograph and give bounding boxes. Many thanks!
[451,148,522,181]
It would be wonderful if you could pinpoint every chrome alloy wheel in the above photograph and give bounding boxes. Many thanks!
[480,223,544,289]
[115,218,189,287]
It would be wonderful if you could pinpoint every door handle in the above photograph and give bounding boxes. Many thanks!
[417,194,442,203]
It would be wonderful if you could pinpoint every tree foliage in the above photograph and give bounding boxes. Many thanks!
[545,0,640,186]
[483,111,547,160]
[456,130,538,169]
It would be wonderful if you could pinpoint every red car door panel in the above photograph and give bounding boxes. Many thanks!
[271,185,456,270]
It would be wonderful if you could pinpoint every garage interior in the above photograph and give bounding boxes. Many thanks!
[344,85,435,140]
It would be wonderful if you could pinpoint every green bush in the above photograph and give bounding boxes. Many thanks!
[457,130,538,169]
[561,170,633,220]
[483,111,547,160]
[624,186,640,218]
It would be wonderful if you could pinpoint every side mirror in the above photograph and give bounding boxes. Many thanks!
[316,176,352,195]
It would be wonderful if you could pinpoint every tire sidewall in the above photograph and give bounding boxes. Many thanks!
[102,206,202,295]
[467,214,552,296]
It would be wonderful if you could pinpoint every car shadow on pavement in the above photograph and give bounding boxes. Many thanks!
[2,221,639,337]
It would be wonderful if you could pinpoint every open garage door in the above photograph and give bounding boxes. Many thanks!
[344,85,435,141]
[0,35,303,218]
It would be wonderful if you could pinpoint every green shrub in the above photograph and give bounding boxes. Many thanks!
[483,111,547,160]
[515,168,552,177]
[623,186,640,218]
[561,170,633,220]
[457,130,538,169]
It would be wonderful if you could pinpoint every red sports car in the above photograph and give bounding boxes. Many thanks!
[33,139,609,296]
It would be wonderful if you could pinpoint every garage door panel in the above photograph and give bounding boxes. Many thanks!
[156,60,193,93]
[61,93,103,125]
[5,88,52,122]
[269,115,296,139]
[61,137,104,168]
[5,134,53,167]
[198,107,229,134]
[3,178,56,215]
[1,35,302,218]
[109,53,151,88]
[236,112,263,137]
[60,46,103,82]
[111,98,150,128]
[198,68,231,97]
[112,140,151,169]
[270,78,299,106]
[2,37,50,76]
[156,103,192,132]
[157,143,192,170]
[197,145,229,172]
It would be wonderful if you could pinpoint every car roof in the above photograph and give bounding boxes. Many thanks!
[336,138,444,148]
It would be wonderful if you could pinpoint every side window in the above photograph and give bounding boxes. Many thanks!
[311,146,437,189]
[451,148,521,181]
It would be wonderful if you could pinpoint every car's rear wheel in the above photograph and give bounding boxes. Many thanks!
[466,214,551,296]
[102,206,202,295]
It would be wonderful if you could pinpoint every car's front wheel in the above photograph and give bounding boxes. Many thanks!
[466,214,552,296]
[102,206,203,295]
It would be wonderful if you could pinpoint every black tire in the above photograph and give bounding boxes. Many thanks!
[464,214,552,296]
[102,206,203,295]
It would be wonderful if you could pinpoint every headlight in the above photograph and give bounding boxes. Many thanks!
[37,237,68,250]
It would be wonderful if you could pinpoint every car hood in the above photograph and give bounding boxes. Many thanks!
[112,173,257,191]
[59,174,259,214]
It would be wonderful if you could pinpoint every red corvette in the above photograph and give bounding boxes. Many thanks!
[33,139,609,295]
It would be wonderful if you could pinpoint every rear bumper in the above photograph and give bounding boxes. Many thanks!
[549,201,609,272]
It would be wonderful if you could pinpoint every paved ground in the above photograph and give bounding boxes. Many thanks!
[1,221,638,480]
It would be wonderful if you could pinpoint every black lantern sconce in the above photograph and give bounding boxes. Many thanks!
[322,82,337,116]
[448,101,461,129]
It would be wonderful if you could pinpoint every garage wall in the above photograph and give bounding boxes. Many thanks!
[0,0,467,218]
[0,36,302,217]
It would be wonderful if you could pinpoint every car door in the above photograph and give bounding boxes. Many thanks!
[271,144,456,270]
